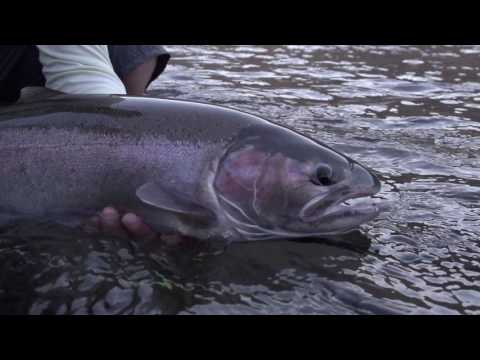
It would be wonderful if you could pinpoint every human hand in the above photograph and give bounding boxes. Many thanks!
[84,206,182,245]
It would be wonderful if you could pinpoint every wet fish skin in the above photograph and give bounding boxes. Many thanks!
[0,95,274,233]
[0,93,382,241]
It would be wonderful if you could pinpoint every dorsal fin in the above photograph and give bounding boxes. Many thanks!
[17,86,64,104]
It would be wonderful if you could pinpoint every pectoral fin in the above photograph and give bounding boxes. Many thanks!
[136,182,213,220]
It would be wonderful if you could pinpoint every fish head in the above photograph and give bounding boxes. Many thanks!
[213,125,382,241]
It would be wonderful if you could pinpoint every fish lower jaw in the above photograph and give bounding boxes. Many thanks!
[308,196,384,223]
[327,199,380,218]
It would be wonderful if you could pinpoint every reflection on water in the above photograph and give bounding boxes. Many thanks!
[1,46,479,314]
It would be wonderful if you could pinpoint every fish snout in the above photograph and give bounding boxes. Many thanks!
[351,162,381,196]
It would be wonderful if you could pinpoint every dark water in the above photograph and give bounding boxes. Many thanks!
[1,45,479,314]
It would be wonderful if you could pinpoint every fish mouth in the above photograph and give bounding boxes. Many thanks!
[320,196,382,219]
[300,186,385,228]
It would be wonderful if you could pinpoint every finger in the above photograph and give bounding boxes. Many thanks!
[100,207,127,237]
[121,213,156,240]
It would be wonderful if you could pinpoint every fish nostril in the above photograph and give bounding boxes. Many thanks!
[312,164,334,186]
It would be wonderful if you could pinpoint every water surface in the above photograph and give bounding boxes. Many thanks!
[1,45,479,314]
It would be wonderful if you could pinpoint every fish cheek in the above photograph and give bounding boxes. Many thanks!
[214,166,252,205]
[214,146,268,207]
[283,159,320,211]
[252,154,289,221]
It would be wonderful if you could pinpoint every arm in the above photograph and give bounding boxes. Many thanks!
[122,56,158,95]
[108,45,171,95]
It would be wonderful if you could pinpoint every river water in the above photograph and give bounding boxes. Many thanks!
[1,45,479,314]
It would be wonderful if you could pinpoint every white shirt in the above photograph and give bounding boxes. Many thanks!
[36,45,127,95]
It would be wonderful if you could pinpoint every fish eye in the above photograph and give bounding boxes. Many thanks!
[311,164,334,186]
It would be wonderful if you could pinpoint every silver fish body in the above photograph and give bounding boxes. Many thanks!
[0,93,382,241]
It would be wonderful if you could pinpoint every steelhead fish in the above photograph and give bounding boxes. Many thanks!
[0,88,385,242]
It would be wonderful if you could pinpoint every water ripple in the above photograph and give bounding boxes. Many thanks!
[1,45,479,314]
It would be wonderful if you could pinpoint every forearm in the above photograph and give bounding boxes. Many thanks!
[108,45,171,95]
[122,57,158,95]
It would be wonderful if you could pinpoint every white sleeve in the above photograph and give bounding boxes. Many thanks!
[36,45,127,95]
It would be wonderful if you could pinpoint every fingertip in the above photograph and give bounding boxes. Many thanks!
[101,207,118,217]
[122,213,156,240]
[122,213,140,227]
